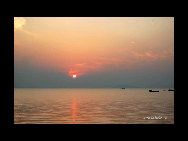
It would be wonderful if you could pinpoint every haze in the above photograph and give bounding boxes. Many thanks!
[14,17,174,88]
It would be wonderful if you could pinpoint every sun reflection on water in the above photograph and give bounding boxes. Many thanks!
[72,98,77,122]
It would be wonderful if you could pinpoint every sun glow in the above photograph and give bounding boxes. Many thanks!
[73,74,77,78]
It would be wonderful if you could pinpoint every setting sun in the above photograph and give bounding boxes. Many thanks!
[73,74,77,78]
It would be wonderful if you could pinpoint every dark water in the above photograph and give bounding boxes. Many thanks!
[14,88,174,124]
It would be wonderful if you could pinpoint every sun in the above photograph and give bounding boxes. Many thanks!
[73,74,77,78]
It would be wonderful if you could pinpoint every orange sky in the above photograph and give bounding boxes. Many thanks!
[14,17,174,78]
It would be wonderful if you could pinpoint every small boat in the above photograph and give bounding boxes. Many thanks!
[149,90,159,92]
[168,89,174,91]
[121,88,125,89]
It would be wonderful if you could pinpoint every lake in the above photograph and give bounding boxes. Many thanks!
[14,88,174,124]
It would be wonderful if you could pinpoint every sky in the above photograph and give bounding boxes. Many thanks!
[14,17,174,88]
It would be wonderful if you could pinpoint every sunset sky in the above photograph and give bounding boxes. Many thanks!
[14,17,174,88]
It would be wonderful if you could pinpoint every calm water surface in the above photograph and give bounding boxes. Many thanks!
[14,88,174,124]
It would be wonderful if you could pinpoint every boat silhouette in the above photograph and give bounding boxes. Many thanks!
[168,89,174,91]
[149,90,159,92]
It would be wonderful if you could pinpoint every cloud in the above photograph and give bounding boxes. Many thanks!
[131,49,173,61]
[14,17,37,37]
[14,17,26,29]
